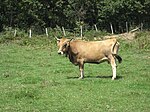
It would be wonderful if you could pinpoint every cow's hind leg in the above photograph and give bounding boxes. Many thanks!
[109,56,117,80]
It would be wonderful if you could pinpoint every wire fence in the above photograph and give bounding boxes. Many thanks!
[4,21,149,39]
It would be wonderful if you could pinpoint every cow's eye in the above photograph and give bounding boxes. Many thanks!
[63,44,67,48]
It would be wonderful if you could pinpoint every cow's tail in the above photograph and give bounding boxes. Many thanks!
[113,54,122,63]
[112,40,122,63]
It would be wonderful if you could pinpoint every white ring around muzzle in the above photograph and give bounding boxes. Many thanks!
[58,50,64,55]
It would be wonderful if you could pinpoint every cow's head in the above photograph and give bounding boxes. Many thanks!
[56,37,73,55]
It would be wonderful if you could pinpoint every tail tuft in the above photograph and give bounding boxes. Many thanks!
[114,54,122,63]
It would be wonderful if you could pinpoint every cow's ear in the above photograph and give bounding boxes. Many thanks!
[69,38,74,42]
[66,38,73,47]
[66,38,73,43]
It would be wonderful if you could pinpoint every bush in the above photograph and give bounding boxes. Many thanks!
[0,28,150,51]
[134,31,150,50]
[84,30,109,41]
[0,28,28,44]
[18,35,53,49]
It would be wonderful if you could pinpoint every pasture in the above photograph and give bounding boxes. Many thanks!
[0,34,150,112]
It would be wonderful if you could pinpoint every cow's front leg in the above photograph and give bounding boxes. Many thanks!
[79,63,84,79]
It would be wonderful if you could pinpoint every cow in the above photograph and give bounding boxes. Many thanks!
[56,37,122,80]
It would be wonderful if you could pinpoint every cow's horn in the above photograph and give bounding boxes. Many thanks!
[55,36,60,41]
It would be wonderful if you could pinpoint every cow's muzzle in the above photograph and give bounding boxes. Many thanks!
[58,51,63,55]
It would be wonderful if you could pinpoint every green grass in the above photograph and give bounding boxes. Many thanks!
[0,36,150,112]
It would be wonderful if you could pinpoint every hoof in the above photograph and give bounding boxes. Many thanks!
[112,77,116,80]
[78,77,84,79]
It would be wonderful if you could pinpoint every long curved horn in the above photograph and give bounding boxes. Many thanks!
[55,36,60,41]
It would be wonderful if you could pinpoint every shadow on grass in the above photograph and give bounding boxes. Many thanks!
[67,75,123,80]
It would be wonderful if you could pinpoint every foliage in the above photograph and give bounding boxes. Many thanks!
[134,31,150,49]
[0,28,150,51]
[0,29,25,44]
[119,31,150,50]
[0,30,54,52]
[0,0,150,33]
[84,30,109,40]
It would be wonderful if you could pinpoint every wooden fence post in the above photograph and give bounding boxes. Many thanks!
[14,29,17,37]
[141,23,143,31]
[94,24,98,32]
[80,25,83,39]
[46,28,48,37]
[110,23,114,34]
[29,28,32,38]
[126,22,128,33]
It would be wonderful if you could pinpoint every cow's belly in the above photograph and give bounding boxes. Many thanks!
[76,51,109,64]
[84,56,108,64]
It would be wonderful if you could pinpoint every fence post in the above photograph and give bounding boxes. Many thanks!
[141,23,143,31]
[14,29,17,37]
[94,24,98,32]
[126,22,128,33]
[110,23,114,34]
[46,28,48,37]
[29,28,32,38]
[80,25,83,39]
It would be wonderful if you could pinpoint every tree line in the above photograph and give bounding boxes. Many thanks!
[0,0,150,33]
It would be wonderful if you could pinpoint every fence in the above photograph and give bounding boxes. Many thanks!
[12,22,145,38]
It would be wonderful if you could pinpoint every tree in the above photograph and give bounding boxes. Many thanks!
[0,0,150,32]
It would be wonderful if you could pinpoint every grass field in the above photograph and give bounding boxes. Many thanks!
[0,36,150,112]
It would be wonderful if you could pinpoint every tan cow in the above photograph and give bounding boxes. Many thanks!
[56,37,122,80]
